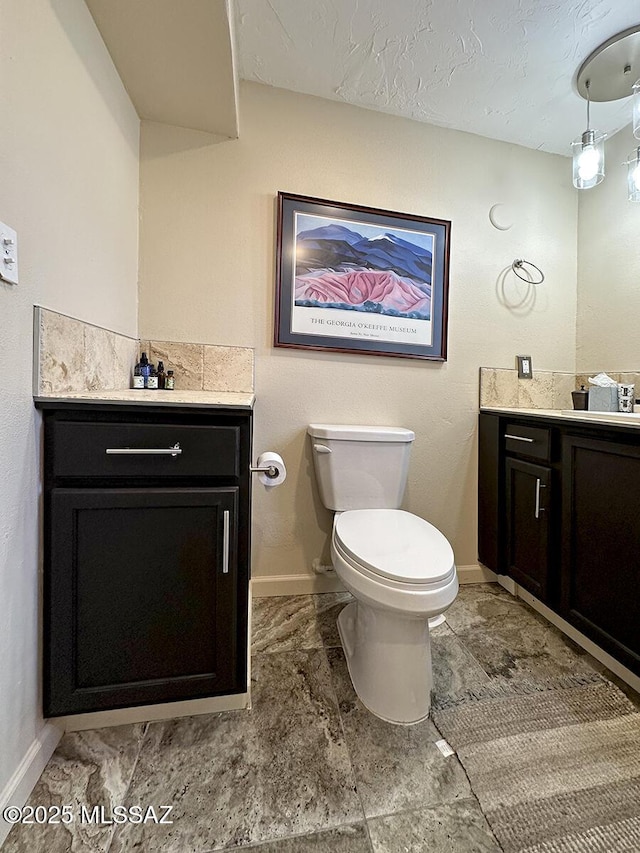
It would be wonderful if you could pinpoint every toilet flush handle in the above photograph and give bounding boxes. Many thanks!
[313,444,332,454]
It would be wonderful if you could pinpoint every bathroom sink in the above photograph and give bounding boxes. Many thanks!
[561,410,640,424]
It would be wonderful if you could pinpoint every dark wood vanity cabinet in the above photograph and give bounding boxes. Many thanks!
[38,403,252,717]
[480,417,557,602]
[561,434,640,671]
[505,458,552,600]
[479,411,640,675]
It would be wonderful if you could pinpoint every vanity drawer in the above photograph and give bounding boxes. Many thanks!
[504,423,550,461]
[50,421,240,479]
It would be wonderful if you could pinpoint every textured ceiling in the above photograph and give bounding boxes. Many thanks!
[235,0,639,155]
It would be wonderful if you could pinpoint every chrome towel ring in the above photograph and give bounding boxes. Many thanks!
[512,258,544,285]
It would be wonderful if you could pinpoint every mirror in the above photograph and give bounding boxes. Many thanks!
[577,122,640,371]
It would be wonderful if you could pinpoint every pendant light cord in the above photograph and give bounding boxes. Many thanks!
[586,79,591,130]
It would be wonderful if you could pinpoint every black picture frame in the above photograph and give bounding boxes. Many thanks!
[274,192,451,361]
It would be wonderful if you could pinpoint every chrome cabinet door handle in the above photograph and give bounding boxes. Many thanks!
[106,443,182,456]
[505,434,535,443]
[535,478,546,519]
[222,510,230,574]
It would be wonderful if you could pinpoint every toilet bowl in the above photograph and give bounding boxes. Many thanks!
[307,423,458,725]
[331,509,457,724]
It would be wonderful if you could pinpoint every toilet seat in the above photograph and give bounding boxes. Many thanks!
[334,509,455,585]
[333,535,457,597]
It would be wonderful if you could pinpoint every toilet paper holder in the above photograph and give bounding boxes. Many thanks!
[250,462,280,479]
[250,451,287,487]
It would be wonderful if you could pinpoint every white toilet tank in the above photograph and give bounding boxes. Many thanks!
[308,424,415,511]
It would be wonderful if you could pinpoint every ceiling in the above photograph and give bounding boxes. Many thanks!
[234,0,640,156]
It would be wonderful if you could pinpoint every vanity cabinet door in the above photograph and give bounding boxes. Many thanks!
[45,487,242,716]
[561,435,640,674]
[505,458,552,600]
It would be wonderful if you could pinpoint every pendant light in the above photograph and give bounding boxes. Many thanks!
[626,146,640,201]
[572,80,605,189]
[574,25,640,198]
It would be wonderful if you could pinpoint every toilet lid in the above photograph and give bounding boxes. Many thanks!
[334,509,455,585]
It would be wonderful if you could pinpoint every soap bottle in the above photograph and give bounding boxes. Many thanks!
[157,360,166,390]
[146,363,159,390]
[139,352,150,388]
[165,370,175,391]
[132,360,144,389]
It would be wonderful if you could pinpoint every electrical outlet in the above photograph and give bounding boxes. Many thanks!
[516,355,533,378]
[0,221,18,285]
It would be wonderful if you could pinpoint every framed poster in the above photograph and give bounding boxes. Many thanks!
[274,192,451,360]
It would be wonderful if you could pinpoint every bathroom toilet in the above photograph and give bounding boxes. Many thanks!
[308,423,458,725]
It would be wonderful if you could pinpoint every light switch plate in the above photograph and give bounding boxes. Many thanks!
[0,221,18,285]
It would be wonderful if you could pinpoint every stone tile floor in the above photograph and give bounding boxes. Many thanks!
[3,584,639,853]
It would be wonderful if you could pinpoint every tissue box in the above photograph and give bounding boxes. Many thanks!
[588,386,618,412]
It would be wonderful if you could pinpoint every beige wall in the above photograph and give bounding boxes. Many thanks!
[577,123,640,371]
[0,0,139,813]
[139,81,577,579]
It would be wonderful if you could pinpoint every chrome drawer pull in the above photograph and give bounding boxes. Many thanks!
[222,510,230,574]
[505,434,535,443]
[106,443,182,457]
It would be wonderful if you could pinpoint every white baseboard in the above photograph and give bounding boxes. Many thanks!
[457,564,497,584]
[252,564,496,598]
[63,692,250,732]
[252,572,345,597]
[497,574,517,595]
[0,721,63,846]
[509,583,640,695]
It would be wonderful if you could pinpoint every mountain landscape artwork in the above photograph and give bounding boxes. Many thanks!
[294,215,434,321]
[275,193,450,360]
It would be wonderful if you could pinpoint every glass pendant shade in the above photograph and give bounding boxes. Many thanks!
[626,147,640,201]
[573,26,640,193]
[572,129,606,189]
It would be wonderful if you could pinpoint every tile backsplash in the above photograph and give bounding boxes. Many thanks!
[37,308,138,394]
[41,308,636,408]
[141,340,255,393]
[36,307,254,396]
[480,367,640,410]
[480,368,578,410]
[142,340,204,392]
[203,345,254,393]
[575,372,640,394]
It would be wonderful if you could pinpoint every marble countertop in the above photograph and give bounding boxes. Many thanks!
[34,389,255,409]
[481,406,640,429]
